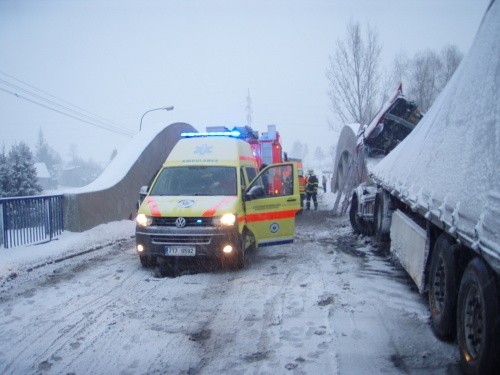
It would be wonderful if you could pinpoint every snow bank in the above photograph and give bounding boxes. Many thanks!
[0,220,135,279]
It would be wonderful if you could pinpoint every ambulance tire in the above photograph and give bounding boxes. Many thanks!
[234,236,246,270]
[140,255,157,268]
[156,257,177,278]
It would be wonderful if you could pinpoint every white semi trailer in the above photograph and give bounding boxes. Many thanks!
[334,2,499,373]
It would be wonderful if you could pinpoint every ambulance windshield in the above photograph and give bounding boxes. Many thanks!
[150,166,237,196]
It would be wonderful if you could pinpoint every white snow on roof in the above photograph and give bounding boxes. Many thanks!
[61,125,169,194]
[372,1,499,253]
[34,162,50,178]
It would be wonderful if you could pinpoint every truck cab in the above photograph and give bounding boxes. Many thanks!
[135,131,301,272]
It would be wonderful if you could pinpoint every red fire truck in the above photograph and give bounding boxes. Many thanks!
[203,125,288,195]
[204,125,283,167]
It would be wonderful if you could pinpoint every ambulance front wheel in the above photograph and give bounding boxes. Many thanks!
[140,255,157,268]
[235,237,246,269]
[232,236,246,270]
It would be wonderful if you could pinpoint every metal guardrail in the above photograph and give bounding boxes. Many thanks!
[0,195,64,248]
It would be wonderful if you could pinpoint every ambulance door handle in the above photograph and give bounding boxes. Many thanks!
[287,198,297,202]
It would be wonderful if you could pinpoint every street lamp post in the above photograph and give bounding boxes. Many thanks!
[139,106,174,131]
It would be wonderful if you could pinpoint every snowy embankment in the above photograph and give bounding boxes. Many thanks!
[0,220,135,281]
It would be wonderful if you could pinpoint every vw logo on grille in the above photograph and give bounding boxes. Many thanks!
[175,217,187,228]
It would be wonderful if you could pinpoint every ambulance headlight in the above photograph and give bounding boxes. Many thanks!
[219,213,236,226]
[136,214,152,227]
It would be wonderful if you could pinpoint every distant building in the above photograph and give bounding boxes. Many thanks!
[35,162,57,190]
[60,164,101,187]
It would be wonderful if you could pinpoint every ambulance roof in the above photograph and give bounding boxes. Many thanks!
[164,136,257,167]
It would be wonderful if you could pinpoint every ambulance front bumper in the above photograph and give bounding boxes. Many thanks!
[135,225,240,260]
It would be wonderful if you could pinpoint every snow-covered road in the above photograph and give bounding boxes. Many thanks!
[0,203,459,374]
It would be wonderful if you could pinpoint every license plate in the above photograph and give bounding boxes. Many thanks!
[164,246,196,256]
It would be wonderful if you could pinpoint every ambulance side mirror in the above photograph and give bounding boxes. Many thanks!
[138,185,149,208]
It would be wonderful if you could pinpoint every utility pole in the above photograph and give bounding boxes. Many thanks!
[246,89,253,126]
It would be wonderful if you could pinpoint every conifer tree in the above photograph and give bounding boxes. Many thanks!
[0,147,11,197]
[35,128,62,177]
[8,142,42,197]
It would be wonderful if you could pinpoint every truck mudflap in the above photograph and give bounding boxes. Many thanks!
[390,210,429,293]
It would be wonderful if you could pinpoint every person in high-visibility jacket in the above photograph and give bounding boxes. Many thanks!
[305,169,319,210]
[298,169,307,209]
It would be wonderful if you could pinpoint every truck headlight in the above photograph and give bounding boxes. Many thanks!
[219,213,236,226]
[136,214,152,227]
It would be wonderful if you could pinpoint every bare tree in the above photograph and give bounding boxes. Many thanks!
[326,21,382,127]
[385,45,463,113]
[407,50,442,112]
[290,141,309,164]
[313,146,326,168]
[381,51,409,103]
[439,44,463,89]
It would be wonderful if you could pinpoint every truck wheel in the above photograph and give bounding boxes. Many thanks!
[457,258,500,374]
[349,194,373,236]
[373,192,390,242]
[428,234,458,340]
[140,255,157,268]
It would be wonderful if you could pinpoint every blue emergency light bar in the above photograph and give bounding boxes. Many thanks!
[181,130,242,138]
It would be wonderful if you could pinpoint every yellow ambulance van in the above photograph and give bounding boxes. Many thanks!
[135,131,301,272]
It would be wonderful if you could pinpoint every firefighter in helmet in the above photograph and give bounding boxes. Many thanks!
[305,169,318,210]
[298,169,307,210]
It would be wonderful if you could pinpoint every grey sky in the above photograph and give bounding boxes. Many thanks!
[0,0,490,165]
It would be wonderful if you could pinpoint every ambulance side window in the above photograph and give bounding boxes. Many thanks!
[246,164,293,199]
[245,167,257,183]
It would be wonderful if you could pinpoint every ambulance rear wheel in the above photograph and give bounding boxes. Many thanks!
[140,255,157,268]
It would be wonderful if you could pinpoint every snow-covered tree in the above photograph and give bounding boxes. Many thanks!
[0,147,11,197]
[35,129,62,182]
[8,142,42,197]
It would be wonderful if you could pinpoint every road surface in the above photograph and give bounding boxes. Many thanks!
[0,201,460,374]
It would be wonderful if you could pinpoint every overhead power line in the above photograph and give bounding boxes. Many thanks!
[0,71,135,137]
[0,86,134,137]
